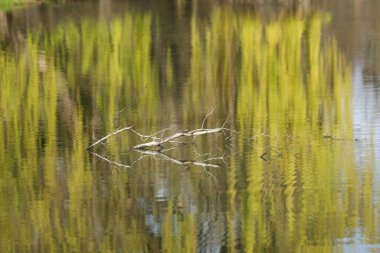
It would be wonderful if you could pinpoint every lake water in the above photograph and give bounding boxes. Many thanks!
[1,1,380,252]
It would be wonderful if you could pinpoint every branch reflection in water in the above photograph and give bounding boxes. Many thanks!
[0,1,378,252]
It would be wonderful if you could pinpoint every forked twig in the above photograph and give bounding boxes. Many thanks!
[87,109,237,152]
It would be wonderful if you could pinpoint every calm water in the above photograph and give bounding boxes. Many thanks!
[1,1,380,252]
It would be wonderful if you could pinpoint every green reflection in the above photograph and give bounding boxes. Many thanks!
[0,3,378,253]
[0,0,63,10]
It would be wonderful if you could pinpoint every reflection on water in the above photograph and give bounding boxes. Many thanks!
[0,1,379,252]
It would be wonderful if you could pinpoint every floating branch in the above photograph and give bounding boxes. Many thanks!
[132,127,231,149]
[86,110,232,175]
[87,109,236,151]
[87,126,133,150]
[87,126,233,150]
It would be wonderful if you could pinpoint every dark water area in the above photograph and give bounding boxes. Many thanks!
[1,0,380,252]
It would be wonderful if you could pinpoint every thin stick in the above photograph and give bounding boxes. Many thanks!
[202,107,215,129]
[87,126,133,150]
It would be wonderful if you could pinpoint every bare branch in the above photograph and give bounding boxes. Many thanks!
[87,126,133,150]
[159,126,174,139]
[132,127,230,149]
[202,107,215,129]
[129,128,159,141]
[130,154,150,166]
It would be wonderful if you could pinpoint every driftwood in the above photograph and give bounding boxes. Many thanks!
[87,126,231,150]
[87,110,234,172]
[87,126,133,150]
[132,128,228,149]
[87,109,235,151]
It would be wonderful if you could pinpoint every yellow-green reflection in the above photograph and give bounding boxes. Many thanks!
[0,0,64,10]
[0,3,378,253]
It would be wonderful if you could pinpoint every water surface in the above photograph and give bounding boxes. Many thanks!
[0,1,380,252]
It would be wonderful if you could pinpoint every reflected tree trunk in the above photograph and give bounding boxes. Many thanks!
[0,12,7,39]
[99,0,112,22]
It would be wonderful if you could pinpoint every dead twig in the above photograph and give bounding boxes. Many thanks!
[132,127,234,149]
[87,109,237,153]
[87,126,133,150]
[202,107,215,129]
